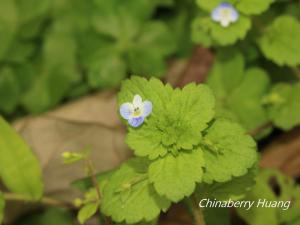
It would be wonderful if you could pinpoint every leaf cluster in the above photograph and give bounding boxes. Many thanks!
[0,0,176,116]
[192,0,300,67]
[237,169,300,225]
[207,48,300,135]
[93,77,258,224]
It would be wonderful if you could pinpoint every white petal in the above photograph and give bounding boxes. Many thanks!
[211,8,221,21]
[231,10,239,22]
[220,19,230,27]
[142,101,152,118]
[133,95,143,108]
[120,103,134,120]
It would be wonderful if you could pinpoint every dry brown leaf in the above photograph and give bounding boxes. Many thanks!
[165,47,214,87]
[261,127,300,178]
[13,91,131,203]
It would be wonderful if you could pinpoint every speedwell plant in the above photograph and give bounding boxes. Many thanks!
[76,76,258,225]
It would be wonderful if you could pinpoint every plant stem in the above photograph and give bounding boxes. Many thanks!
[3,192,73,208]
[248,121,273,137]
[86,158,102,201]
[292,67,300,79]
[190,195,206,225]
[85,158,111,225]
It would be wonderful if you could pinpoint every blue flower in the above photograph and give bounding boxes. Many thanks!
[120,95,152,127]
[211,2,239,27]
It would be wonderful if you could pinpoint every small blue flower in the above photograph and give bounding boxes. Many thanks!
[211,2,239,27]
[120,95,152,127]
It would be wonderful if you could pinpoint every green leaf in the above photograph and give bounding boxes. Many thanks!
[204,208,231,225]
[72,168,117,192]
[207,52,271,135]
[235,0,274,15]
[285,1,300,19]
[128,22,176,77]
[118,77,215,159]
[0,192,4,224]
[265,82,300,130]
[22,31,80,113]
[149,149,204,202]
[236,169,300,225]
[0,0,18,60]
[78,202,99,224]
[15,208,74,225]
[101,157,170,224]
[0,67,20,114]
[196,0,236,12]
[202,119,257,183]
[198,164,258,201]
[87,52,126,89]
[192,15,251,47]
[258,15,300,66]
[92,0,142,40]
[196,0,273,15]
[16,0,50,23]
[207,49,245,98]
[4,41,36,63]
[0,117,43,200]
[116,219,158,225]
[227,68,271,133]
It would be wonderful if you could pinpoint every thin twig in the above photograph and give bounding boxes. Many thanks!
[191,195,206,225]
[247,121,273,137]
[86,158,101,200]
[85,158,111,225]
[3,192,73,208]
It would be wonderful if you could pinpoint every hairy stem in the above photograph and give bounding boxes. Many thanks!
[85,158,111,225]
[247,121,273,136]
[86,158,102,200]
[191,195,206,225]
[3,192,73,208]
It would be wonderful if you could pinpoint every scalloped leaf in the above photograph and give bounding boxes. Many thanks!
[196,0,274,15]
[148,149,204,202]
[266,82,300,130]
[101,158,170,224]
[236,0,274,15]
[237,169,300,225]
[202,119,258,183]
[258,16,300,66]
[118,77,215,159]
[128,22,176,77]
[207,51,271,135]
[192,15,251,47]
[227,68,271,133]
[207,49,245,98]
[197,164,258,201]
[196,0,236,12]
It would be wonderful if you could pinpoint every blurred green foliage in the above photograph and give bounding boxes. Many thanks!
[237,169,300,225]
[0,0,300,224]
[0,0,177,116]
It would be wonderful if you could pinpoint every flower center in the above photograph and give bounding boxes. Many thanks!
[133,107,142,117]
[220,8,232,20]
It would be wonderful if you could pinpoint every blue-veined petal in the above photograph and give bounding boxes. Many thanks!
[120,103,134,120]
[142,101,152,117]
[231,9,239,22]
[219,2,232,8]
[128,117,144,127]
[211,8,221,21]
